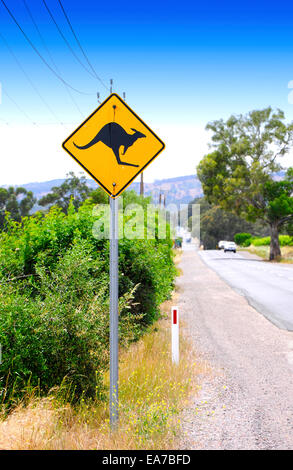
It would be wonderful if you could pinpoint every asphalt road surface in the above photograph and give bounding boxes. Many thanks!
[198,249,293,331]
[178,248,293,449]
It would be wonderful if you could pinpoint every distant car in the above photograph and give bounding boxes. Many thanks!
[224,241,237,253]
[218,240,227,250]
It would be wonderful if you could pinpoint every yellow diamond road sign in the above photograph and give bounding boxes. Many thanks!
[62,94,165,198]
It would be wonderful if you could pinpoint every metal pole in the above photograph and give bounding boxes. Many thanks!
[140,171,144,197]
[110,196,119,428]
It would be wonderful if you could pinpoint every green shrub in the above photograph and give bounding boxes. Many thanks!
[0,197,176,405]
[119,238,176,325]
[251,236,270,246]
[0,241,141,403]
[251,235,293,246]
[234,233,252,246]
[279,235,293,246]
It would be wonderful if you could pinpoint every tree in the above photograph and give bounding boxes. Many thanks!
[262,169,293,257]
[87,187,109,205]
[197,108,293,260]
[188,197,268,249]
[38,172,93,213]
[0,186,36,229]
[284,220,293,236]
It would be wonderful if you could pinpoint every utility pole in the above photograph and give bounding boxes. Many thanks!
[110,79,113,93]
[140,171,144,197]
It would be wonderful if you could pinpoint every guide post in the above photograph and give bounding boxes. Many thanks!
[172,306,179,364]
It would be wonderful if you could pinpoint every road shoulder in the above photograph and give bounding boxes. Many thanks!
[236,249,263,261]
[178,249,293,450]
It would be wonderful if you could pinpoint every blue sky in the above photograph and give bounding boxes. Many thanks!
[1,0,293,184]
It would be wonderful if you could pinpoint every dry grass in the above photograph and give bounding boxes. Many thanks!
[173,249,182,265]
[246,244,293,262]
[0,251,201,450]
[246,245,269,259]
[279,246,293,263]
[0,301,200,450]
[173,249,183,276]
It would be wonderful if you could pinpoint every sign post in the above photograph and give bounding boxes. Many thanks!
[110,196,119,427]
[62,93,165,430]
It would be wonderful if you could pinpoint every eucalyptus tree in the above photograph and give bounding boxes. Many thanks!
[197,108,293,259]
[39,172,93,213]
[0,186,36,229]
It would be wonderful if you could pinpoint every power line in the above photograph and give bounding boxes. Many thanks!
[57,0,109,91]
[42,0,100,83]
[3,90,37,125]
[0,0,95,96]
[22,0,84,118]
[0,32,63,124]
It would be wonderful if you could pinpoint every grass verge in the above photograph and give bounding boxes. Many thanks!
[244,244,293,262]
[0,298,200,450]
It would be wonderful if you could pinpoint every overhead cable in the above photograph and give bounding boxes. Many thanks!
[22,0,84,117]
[0,0,95,96]
[3,89,37,125]
[57,0,109,90]
[42,0,98,82]
[0,32,63,124]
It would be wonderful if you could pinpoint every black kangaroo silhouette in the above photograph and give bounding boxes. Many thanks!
[73,122,146,168]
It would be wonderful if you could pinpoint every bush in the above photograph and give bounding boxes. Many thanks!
[0,241,139,402]
[251,236,270,246]
[251,235,293,246]
[0,196,176,405]
[234,233,252,246]
[279,235,293,246]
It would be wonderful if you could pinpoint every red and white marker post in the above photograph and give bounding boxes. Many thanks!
[172,306,179,364]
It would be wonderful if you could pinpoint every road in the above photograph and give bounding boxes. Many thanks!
[178,247,293,449]
[198,249,293,331]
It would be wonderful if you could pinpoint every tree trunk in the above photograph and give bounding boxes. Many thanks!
[269,222,281,260]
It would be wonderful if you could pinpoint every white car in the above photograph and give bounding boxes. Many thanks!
[218,240,227,250]
[224,241,237,253]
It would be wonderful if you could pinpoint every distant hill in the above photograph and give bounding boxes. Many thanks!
[5,174,203,207]
[3,170,287,208]
[130,175,203,206]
